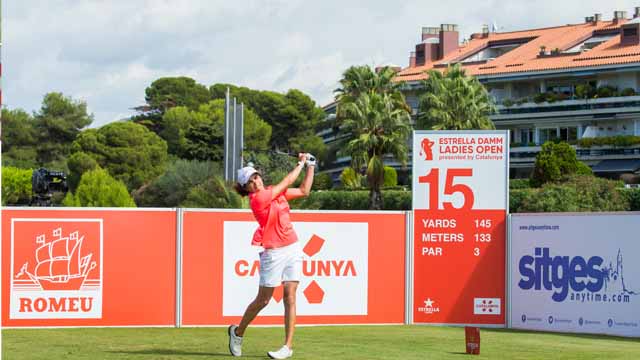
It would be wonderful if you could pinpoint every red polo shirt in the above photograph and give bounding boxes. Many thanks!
[249,186,298,249]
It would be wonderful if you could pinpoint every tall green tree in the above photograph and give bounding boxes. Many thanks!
[160,106,210,158]
[66,152,99,191]
[334,65,406,108]
[135,77,211,134]
[1,108,39,168]
[418,64,496,130]
[339,92,412,209]
[210,84,325,153]
[71,122,168,191]
[144,76,210,113]
[159,99,271,161]
[333,65,409,183]
[33,93,93,167]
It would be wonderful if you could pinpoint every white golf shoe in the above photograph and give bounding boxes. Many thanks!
[268,345,293,359]
[228,325,243,357]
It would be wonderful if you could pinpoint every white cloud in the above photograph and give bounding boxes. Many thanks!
[3,0,640,125]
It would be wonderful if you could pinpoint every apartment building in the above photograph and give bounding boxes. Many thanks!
[396,9,640,178]
[323,8,640,182]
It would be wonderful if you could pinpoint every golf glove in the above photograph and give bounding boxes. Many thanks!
[305,153,317,167]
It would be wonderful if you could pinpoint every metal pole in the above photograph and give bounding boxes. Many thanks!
[224,88,230,181]
[240,103,244,167]
[405,210,414,325]
[232,97,237,182]
[175,208,184,328]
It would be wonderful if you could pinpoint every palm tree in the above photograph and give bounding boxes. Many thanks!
[340,92,412,209]
[418,64,496,130]
[335,65,409,117]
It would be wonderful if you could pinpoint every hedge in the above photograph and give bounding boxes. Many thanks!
[290,190,411,210]
[292,177,637,213]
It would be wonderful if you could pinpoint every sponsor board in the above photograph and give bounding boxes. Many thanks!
[3,209,178,327]
[511,214,639,337]
[10,219,103,319]
[223,221,368,316]
[181,210,405,326]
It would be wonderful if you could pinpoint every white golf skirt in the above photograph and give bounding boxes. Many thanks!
[259,241,303,287]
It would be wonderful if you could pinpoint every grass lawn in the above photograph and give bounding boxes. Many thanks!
[2,325,639,359]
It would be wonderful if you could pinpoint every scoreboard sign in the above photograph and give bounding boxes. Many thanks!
[412,130,508,325]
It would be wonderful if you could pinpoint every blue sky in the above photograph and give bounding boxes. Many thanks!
[3,0,638,127]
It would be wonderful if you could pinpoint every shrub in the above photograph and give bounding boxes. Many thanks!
[67,152,99,191]
[339,167,363,189]
[134,159,219,207]
[181,176,242,209]
[518,175,628,212]
[509,188,536,213]
[596,85,617,98]
[290,190,411,210]
[2,167,33,205]
[63,169,135,207]
[622,188,640,211]
[381,190,411,210]
[530,141,588,187]
[577,135,640,148]
[502,99,514,107]
[383,166,398,188]
[312,172,333,190]
[509,178,530,189]
[533,92,548,103]
[621,87,636,97]
[576,162,593,176]
[575,83,595,99]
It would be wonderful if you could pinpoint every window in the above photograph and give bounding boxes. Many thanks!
[559,127,578,141]
[538,128,558,144]
[566,34,617,52]
[460,38,533,63]
[624,27,638,37]
[547,84,574,97]
[520,128,534,144]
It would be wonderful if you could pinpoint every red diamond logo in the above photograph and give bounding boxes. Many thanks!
[303,235,325,257]
[303,280,325,304]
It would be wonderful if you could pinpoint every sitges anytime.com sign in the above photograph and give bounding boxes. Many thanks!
[510,214,640,337]
[223,221,368,316]
[10,219,103,319]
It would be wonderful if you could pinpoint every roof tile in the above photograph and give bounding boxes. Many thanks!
[396,20,640,81]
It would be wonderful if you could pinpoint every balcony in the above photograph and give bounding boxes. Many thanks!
[509,142,640,168]
[492,95,640,122]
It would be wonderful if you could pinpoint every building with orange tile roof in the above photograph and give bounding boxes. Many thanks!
[397,9,640,178]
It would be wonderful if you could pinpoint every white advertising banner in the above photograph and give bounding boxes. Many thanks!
[510,213,640,337]
[223,221,368,316]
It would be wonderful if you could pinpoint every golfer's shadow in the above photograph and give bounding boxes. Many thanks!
[107,349,264,358]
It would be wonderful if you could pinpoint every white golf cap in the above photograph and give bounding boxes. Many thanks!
[237,166,259,186]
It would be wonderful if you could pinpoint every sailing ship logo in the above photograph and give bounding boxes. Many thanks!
[15,228,97,291]
[11,219,103,319]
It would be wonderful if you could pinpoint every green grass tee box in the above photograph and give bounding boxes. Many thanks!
[2,325,639,360]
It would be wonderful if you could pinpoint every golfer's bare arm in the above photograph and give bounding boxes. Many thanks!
[286,165,314,201]
[271,158,306,201]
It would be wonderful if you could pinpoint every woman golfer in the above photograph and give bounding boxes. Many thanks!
[228,153,315,359]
